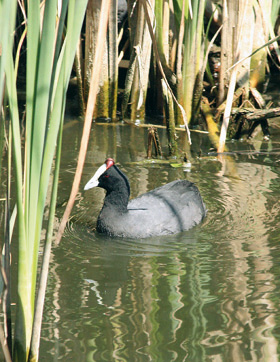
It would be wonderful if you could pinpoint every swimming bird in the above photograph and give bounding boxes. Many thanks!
[84,158,206,238]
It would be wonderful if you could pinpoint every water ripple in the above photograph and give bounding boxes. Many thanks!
[46,157,280,362]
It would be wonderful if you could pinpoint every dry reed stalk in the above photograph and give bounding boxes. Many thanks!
[218,0,238,105]
[56,0,111,244]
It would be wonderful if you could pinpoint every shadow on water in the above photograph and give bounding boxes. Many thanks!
[38,120,280,361]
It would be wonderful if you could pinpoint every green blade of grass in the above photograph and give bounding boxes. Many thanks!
[25,0,40,237]
[5,45,30,362]
[4,0,87,360]
[30,2,88,358]
[27,0,58,285]
[0,0,17,107]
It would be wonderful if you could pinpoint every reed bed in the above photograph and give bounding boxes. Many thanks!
[1,0,87,360]
[0,1,279,361]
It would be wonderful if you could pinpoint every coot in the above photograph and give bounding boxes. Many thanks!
[84,158,206,238]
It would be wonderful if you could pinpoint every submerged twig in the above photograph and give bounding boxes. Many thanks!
[97,120,208,133]
[147,127,162,158]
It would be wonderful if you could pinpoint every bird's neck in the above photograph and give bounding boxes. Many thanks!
[103,188,129,213]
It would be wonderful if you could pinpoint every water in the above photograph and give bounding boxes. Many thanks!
[23,120,280,360]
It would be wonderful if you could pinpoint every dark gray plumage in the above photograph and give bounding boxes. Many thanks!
[84,159,206,238]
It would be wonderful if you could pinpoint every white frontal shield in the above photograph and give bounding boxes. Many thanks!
[84,163,107,190]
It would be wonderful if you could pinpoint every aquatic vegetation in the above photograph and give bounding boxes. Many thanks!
[0,0,87,360]
[0,1,280,360]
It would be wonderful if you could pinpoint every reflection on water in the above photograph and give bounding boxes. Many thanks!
[38,121,280,361]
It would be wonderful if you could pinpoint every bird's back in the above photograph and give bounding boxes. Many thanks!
[97,180,206,238]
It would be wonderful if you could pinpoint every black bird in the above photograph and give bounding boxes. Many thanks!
[84,158,206,238]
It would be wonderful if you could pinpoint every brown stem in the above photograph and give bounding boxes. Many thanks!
[55,0,111,244]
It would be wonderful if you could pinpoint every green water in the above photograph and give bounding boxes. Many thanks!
[17,120,280,360]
